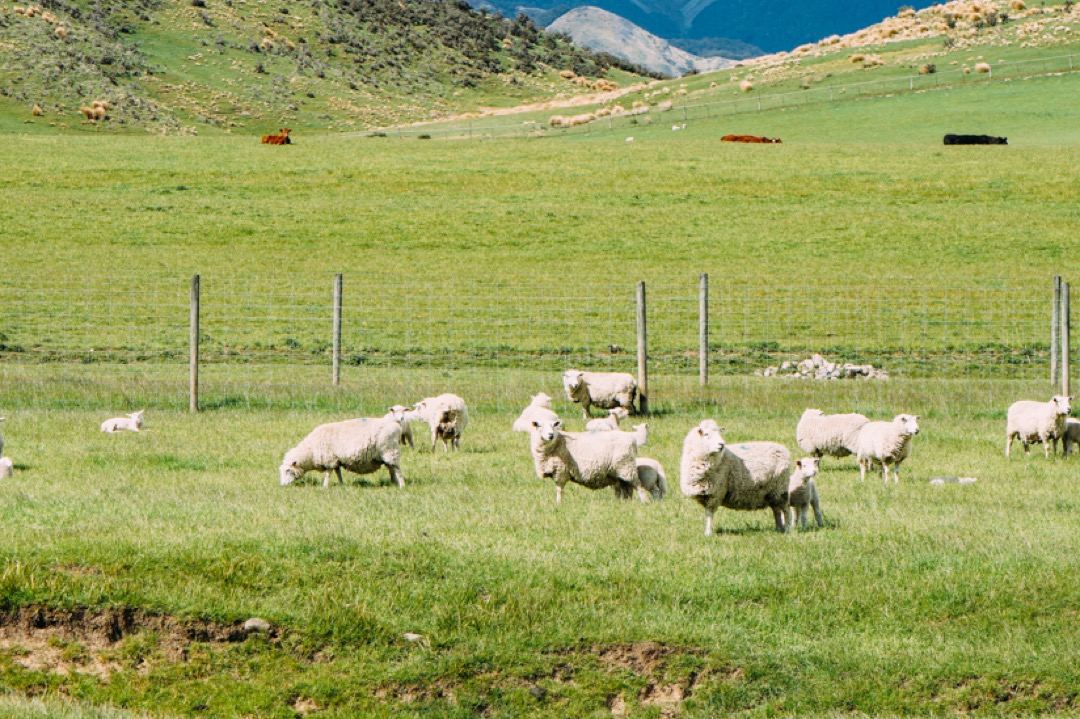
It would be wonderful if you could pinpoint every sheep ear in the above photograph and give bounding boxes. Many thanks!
[554,420,563,430]
[718,426,726,433]
[531,421,540,429]
[290,461,300,468]
[796,459,803,469]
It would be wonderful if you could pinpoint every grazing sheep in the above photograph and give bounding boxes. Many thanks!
[279,417,403,488]
[562,369,637,419]
[0,457,11,480]
[679,420,791,536]
[796,409,868,459]
[1062,417,1080,457]
[1006,396,1072,458]
[385,405,418,448]
[100,410,144,433]
[786,457,823,530]
[855,414,921,482]
[585,407,630,432]
[413,393,469,452]
[527,415,646,504]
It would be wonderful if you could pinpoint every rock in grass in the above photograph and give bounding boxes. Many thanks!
[929,476,978,485]
[243,617,272,634]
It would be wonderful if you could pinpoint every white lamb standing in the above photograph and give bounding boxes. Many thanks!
[527,414,647,504]
[1062,417,1080,456]
[385,405,419,448]
[279,417,404,488]
[855,414,920,482]
[100,410,144,433]
[512,392,555,432]
[1005,395,1072,458]
[796,409,868,459]
[0,457,12,480]
[786,457,823,530]
[679,420,792,536]
[413,393,469,452]
[585,407,630,432]
[562,369,637,419]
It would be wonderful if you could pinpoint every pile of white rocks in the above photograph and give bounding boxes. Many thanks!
[755,354,889,381]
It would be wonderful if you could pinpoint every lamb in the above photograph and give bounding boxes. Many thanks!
[385,405,418,448]
[855,414,921,482]
[635,457,667,500]
[279,416,404,488]
[100,410,144,433]
[527,414,647,504]
[412,393,469,452]
[679,420,791,536]
[1062,417,1080,456]
[786,457,823,530]
[512,392,555,432]
[0,457,11,480]
[1006,396,1072,458]
[562,370,637,419]
[629,423,649,447]
[584,407,629,432]
[796,409,868,459]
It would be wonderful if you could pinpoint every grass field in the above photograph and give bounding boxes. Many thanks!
[1,57,1079,718]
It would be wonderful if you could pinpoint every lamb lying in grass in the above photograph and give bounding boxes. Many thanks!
[100,410,144,433]
[585,407,630,432]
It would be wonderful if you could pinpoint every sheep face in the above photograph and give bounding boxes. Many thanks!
[129,410,144,428]
[695,420,726,455]
[896,414,921,436]
[1052,395,1072,416]
[610,407,630,420]
[794,457,820,483]
[387,405,410,423]
[279,461,303,486]
[562,371,584,396]
[530,416,562,444]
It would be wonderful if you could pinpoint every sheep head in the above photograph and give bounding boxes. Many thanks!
[279,461,302,486]
[695,420,726,455]
[894,414,920,436]
[562,370,584,395]
[794,457,820,482]
[1052,395,1072,416]
[530,416,562,444]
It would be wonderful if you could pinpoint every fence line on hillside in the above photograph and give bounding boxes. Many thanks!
[0,273,1071,413]
[375,52,1079,141]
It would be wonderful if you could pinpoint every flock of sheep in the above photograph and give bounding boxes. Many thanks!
[0,375,1073,537]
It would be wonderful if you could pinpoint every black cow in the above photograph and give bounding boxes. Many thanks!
[944,134,1008,145]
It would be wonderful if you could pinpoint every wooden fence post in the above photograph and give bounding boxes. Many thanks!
[1062,281,1071,397]
[189,274,200,413]
[636,281,648,415]
[1052,275,1061,385]
[332,273,343,386]
[699,273,709,387]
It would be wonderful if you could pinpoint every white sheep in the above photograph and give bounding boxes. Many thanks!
[0,417,5,457]
[679,420,791,536]
[796,409,868,458]
[1062,417,1080,456]
[629,423,649,447]
[635,457,667,499]
[512,392,555,432]
[1005,396,1072,458]
[413,393,469,452]
[527,414,647,504]
[0,457,12,480]
[562,369,637,419]
[385,405,418,448]
[279,416,404,488]
[584,407,629,432]
[100,410,144,433]
[786,457,823,530]
[855,414,920,482]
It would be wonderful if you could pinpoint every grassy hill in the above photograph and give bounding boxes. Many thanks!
[0,0,652,134]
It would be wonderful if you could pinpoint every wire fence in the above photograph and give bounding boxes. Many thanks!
[378,52,1079,141]
[0,273,1068,416]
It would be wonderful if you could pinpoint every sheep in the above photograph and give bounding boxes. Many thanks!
[679,420,791,536]
[796,409,869,459]
[786,457,823,530]
[562,369,637,419]
[279,416,403,488]
[855,414,921,482]
[1062,417,1080,456]
[0,457,11,480]
[1006,396,1072,458]
[0,417,5,457]
[100,410,144,433]
[635,457,667,500]
[584,407,629,432]
[412,393,468,452]
[512,392,555,432]
[385,405,418,448]
[527,414,647,504]
[629,423,648,447]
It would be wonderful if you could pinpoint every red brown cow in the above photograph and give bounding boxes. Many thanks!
[261,128,292,145]
[721,134,782,144]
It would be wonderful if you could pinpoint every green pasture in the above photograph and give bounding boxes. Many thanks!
[1,62,1079,717]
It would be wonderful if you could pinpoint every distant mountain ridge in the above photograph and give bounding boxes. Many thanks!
[471,0,907,52]
[547,7,736,76]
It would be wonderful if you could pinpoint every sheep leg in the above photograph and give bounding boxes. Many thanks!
[636,486,651,503]
[772,506,787,533]
[704,510,714,537]
[430,425,438,453]
[786,506,795,529]
[322,470,333,489]
[882,463,890,483]
[797,506,808,530]
[811,493,824,528]
[387,464,405,489]
[1045,435,1053,459]
[858,458,867,482]
[1005,433,1013,458]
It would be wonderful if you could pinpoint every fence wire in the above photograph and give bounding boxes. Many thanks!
[0,273,1063,415]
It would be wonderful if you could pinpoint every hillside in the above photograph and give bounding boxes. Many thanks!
[0,0,651,134]
[547,6,736,76]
